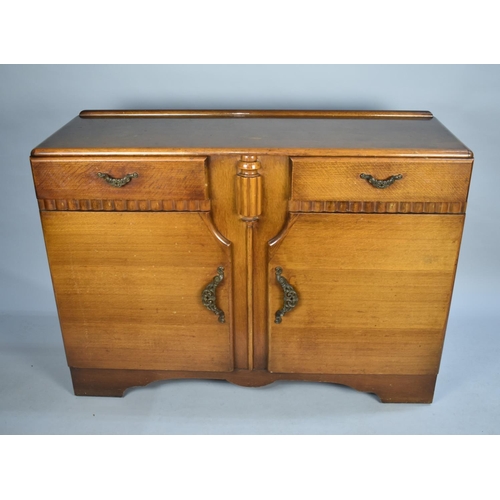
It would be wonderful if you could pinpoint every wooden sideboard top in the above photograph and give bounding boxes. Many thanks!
[31,110,472,158]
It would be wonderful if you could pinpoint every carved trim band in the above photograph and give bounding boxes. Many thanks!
[38,199,211,212]
[288,200,466,214]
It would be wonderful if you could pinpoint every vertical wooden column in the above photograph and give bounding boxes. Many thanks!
[236,155,262,220]
[236,155,262,370]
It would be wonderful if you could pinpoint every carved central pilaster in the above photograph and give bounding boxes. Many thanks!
[235,155,262,370]
[236,155,262,222]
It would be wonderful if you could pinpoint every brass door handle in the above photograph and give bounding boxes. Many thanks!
[202,266,226,323]
[360,173,402,189]
[274,267,299,324]
[97,172,138,187]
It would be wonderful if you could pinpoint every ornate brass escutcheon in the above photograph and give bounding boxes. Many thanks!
[274,267,299,324]
[97,172,138,187]
[202,266,226,323]
[360,173,402,189]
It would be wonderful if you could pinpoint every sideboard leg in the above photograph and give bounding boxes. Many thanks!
[360,374,437,403]
[70,367,132,397]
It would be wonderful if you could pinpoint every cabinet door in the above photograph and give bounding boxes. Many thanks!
[268,214,463,375]
[42,211,232,372]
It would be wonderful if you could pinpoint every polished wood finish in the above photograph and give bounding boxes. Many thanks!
[290,157,472,204]
[37,198,211,212]
[32,156,208,206]
[31,110,473,403]
[235,154,264,369]
[268,214,463,375]
[71,368,437,403]
[32,111,472,159]
[236,155,262,221]
[42,211,232,372]
[288,199,467,214]
[79,110,434,119]
[207,155,291,370]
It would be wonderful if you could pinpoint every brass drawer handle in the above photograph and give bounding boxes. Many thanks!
[97,172,138,187]
[275,267,299,324]
[202,266,226,323]
[360,173,402,189]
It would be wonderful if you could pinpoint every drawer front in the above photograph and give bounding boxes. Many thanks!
[290,157,473,205]
[32,156,209,211]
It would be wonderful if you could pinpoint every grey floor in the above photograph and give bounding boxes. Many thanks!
[1,295,498,434]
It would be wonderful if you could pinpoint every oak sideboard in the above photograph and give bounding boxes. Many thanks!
[30,110,473,403]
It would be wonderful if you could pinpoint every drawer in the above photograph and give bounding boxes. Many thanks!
[290,157,473,204]
[31,156,209,210]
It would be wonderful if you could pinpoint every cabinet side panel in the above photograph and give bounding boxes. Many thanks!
[268,214,464,375]
[42,212,232,372]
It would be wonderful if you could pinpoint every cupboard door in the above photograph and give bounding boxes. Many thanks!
[42,211,232,372]
[268,214,463,375]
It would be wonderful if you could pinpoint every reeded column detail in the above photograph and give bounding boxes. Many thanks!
[236,155,262,221]
[236,155,262,370]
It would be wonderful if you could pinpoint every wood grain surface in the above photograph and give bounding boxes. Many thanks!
[31,110,473,402]
[32,156,208,203]
[42,211,232,372]
[71,367,437,403]
[31,113,472,158]
[288,200,466,214]
[290,157,472,203]
[79,110,434,118]
[268,213,464,375]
